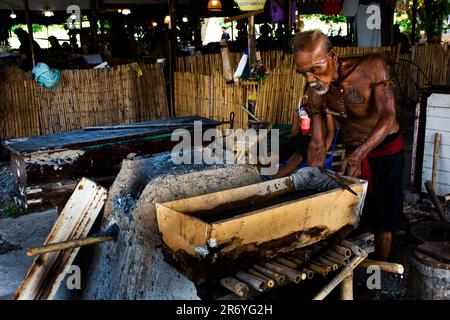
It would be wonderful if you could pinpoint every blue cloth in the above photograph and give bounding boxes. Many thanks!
[32,62,61,89]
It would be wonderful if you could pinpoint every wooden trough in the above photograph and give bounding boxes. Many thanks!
[156,175,367,284]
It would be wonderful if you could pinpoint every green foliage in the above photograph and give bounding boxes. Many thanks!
[11,24,43,33]
[304,14,347,24]
[419,0,450,37]
[0,199,20,218]
[395,12,412,33]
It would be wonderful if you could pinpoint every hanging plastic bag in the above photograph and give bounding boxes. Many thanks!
[32,62,61,89]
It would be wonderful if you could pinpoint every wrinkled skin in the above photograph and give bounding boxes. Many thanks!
[294,38,399,178]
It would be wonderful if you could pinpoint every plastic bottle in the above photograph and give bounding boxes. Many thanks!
[299,104,311,135]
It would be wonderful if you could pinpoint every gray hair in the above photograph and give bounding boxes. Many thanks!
[293,30,332,54]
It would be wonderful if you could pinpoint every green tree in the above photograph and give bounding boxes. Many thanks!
[11,24,43,34]
[420,0,450,42]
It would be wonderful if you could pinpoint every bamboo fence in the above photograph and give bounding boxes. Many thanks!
[394,44,450,103]
[176,47,393,74]
[174,72,248,131]
[0,63,169,140]
[175,45,449,128]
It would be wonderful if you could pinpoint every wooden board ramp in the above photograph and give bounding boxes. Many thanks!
[14,178,107,300]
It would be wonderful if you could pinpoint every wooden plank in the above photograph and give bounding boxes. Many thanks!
[14,178,107,300]
[425,116,450,132]
[427,93,450,108]
[421,169,450,186]
[426,106,450,119]
[423,154,450,172]
[424,142,450,159]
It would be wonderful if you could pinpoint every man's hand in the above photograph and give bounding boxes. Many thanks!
[307,139,326,167]
[338,150,364,177]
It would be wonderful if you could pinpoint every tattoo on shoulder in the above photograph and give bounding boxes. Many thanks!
[345,89,366,104]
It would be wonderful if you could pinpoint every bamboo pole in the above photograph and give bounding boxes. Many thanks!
[220,277,249,297]
[235,271,267,292]
[358,259,404,274]
[339,272,353,300]
[27,234,115,256]
[313,252,368,300]
[431,132,441,190]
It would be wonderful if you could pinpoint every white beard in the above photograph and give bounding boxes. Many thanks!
[310,82,329,95]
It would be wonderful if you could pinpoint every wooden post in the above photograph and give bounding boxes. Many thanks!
[339,271,353,300]
[411,0,418,44]
[431,132,441,190]
[220,40,233,83]
[168,0,177,117]
[23,0,35,68]
[287,0,293,40]
[90,0,97,53]
[248,16,256,77]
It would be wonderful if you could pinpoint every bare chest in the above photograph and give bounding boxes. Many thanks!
[324,80,373,118]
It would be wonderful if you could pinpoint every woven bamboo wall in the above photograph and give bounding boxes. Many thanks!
[176,47,393,74]
[174,72,248,131]
[394,44,450,103]
[0,63,169,140]
[175,45,450,128]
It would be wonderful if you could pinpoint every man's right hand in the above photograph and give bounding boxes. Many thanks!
[307,139,326,167]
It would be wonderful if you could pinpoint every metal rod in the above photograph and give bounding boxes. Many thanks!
[220,276,249,297]
[313,252,368,300]
[83,121,227,131]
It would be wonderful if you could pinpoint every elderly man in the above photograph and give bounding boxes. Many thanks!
[293,30,407,261]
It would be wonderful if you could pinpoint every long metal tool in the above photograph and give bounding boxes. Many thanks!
[319,167,357,196]
[27,223,119,256]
